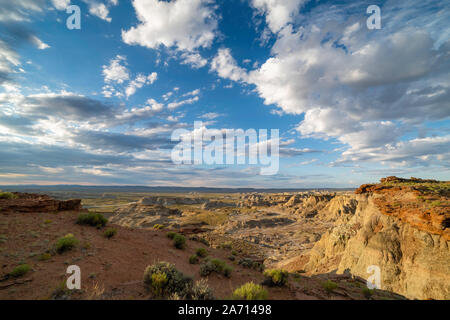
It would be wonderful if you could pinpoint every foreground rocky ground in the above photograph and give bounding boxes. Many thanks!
[0,176,448,300]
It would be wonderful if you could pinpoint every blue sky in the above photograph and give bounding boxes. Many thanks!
[0,0,449,188]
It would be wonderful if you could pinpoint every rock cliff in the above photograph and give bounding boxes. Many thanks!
[304,177,449,300]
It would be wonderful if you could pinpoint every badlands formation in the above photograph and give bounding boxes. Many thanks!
[110,177,449,300]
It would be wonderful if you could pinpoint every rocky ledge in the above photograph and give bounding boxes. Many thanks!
[0,193,82,213]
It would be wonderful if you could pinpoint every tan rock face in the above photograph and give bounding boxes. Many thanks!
[109,201,182,228]
[305,186,450,300]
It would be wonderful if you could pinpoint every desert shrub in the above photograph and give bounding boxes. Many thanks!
[223,265,233,278]
[196,248,208,258]
[151,272,168,296]
[55,234,79,254]
[51,280,73,300]
[38,252,52,261]
[103,228,117,239]
[168,279,215,300]
[0,192,17,200]
[231,250,238,256]
[263,269,289,287]
[153,224,164,230]
[362,287,374,299]
[238,258,264,272]
[9,264,31,278]
[220,241,232,250]
[76,212,107,228]
[173,234,186,249]
[322,280,338,293]
[167,231,177,239]
[189,279,214,300]
[199,258,232,278]
[143,262,192,297]
[189,255,199,264]
[232,282,268,300]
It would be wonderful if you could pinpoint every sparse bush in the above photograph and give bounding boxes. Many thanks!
[167,231,177,239]
[51,280,73,300]
[55,233,79,254]
[151,272,168,296]
[220,241,232,249]
[199,258,232,278]
[9,264,31,278]
[232,282,268,300]
[362,287,374,299]
[38,252,52,261]
[238,258,264,272]
[103,228,117,239]
[0,192,17,200]
[189,255,199,264]
[322,280,338,293]
[143,262,192,298]
[173,234,186,249]
[223,265,233,278]
[76,212,107,228]
[196,248,208,258]
[263,269,289,287]
[190,279,214,300]
[231,250,238,256]
[153,224,164,230]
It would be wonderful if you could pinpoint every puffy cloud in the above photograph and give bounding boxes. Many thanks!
[211,0,450,167]
[122,0,218,52]
[102,55,129,84]
[251,0,306,33]
[51,0,70,10]
[210,48,248,82]
[180,52,208,69]
[125,72,158,97]
[101,55,157,98]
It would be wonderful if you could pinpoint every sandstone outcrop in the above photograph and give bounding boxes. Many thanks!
[304,178,450,300]
[0,193,82,212]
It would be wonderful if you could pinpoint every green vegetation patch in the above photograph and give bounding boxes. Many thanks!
[0,192,17,200]
[142,261,214,299]
[9,264,31,278]
[173,234,186,249]
[199,258,233,278]
[76,212,108,228]
[232,282,268,300]
[238,258,264,272]
[195,248,208,258]
[322,280,338,293]
[55,233,79,254]
[263,269,289,287]
[189,255,200,264]
[103,228,117,239]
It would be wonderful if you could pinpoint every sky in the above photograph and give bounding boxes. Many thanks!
[0,0,449,188]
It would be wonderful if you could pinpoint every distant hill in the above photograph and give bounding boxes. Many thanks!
[0,185,353,194]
